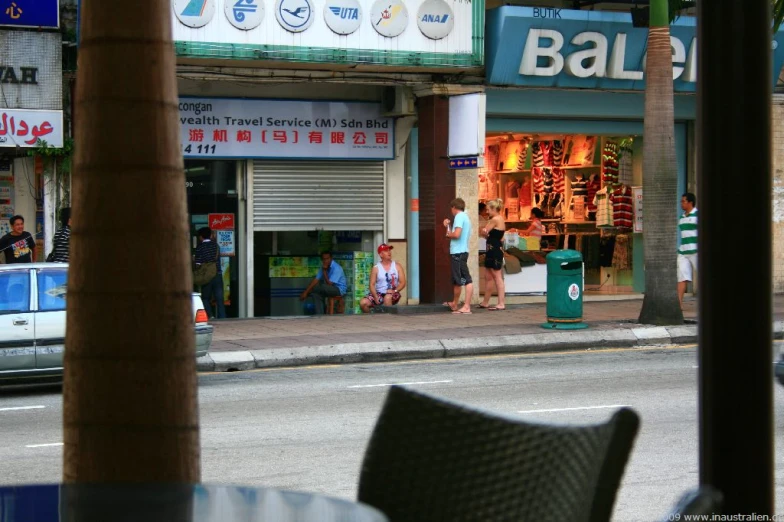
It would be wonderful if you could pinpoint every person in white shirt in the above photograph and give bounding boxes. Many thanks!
[360,243,407,313]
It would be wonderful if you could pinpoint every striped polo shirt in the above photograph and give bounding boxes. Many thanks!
[678,208,698,255]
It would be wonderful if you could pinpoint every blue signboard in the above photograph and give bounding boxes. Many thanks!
[0,0,58,28]
[486,7,784,92]
[449,157,479,170]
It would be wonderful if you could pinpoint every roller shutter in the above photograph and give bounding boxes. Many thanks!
[253,160,384,231]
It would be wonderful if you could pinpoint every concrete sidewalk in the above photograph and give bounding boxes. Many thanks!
[197,297,784,372]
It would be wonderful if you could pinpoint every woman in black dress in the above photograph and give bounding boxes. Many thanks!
[479,198,506,310]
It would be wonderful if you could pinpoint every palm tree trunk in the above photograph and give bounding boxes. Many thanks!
[638,0,685,325]
[63,0,200,482]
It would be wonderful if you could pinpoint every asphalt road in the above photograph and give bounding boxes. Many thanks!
[1,344,783,521]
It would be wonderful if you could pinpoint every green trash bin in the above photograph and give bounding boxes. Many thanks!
[542,249,588,330]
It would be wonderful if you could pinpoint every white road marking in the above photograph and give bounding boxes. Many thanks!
[0,406,45,412]
[26,443,62,448]
[518,405,629,414]
[348,380,453,389]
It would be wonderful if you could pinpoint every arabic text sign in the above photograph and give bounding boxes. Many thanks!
[0,109,63,148]
[179,97,394,159]
[0,0,59,28]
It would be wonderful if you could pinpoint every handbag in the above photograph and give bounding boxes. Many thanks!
[193,247,219,286]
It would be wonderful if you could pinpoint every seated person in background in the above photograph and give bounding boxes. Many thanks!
[360,243,407,313]
[300,251,347,314]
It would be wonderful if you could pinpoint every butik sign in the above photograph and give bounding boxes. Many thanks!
[0,109,63,148]
[179,97,394,160]
[485,7,784,92]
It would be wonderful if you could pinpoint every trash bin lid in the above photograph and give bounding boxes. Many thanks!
[546,249,584,273]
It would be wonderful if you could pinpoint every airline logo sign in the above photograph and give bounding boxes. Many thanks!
[173,0,216,28]
[276,0,314,32]
[225,0,264,29]
[370,0,408,38]
[417,0,453,40]
[325,0,362,35]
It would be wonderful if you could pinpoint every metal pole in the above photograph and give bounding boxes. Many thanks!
[408,128,420,304]
[697,0,774,514]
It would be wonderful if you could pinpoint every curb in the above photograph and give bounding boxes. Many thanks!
[196,322,784,373]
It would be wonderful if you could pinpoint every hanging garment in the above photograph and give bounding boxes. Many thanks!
[531,142,545,168]
[539,141,554,167]
[612,234,632,270]
[602,141,619,186]
[552,168,566,194]
[612,185,634,229]
[552,140,564,166]
[532,168,545,193]
[594,187,614,227]
[505,180,520,199]
[599,235,616,267]
[519,178,533,208]
[619,141,634,186]
[478,173,489,200]
[487,171,499,200]
[542,168,554,194]
[516,139,530,171]
[570,175,588,197]
[586,175,600,212]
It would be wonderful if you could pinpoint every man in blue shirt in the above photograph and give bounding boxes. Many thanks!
[300,251,347,314]
[442,198,473,314]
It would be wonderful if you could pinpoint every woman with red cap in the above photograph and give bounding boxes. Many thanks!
[360,243,407,313]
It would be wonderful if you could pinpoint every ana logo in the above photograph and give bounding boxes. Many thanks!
[417,0,454,40]
[324,0,362,35]
[370,0,408,38]
[225,0,264,30]
[276,0,314,32]
[173,0,216,28]
[568,283,580,301]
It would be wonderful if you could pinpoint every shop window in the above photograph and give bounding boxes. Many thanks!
[480,133,640,295]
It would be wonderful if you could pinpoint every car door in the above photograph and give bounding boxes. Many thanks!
[34,267,68,370]
[0,268,35,372]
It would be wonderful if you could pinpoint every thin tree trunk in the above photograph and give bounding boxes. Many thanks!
[63,0,200,482]
[638,0,684,325]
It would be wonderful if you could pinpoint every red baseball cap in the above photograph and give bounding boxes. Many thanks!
[377,243,394,254]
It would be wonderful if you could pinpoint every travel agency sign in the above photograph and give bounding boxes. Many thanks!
[178,97,394,160]
[486,6,784,92]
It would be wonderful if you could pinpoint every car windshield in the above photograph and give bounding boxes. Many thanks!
[0,270,31,313]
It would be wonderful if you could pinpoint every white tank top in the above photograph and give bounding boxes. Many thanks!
[375,261,399,294]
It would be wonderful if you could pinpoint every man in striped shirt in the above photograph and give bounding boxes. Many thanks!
[49,207,71,263]
[677,193,698,308]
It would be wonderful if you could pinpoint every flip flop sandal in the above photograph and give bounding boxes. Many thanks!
[452,310,473,314]
[478,304,491,309]
[443,301,458,312]
[489,307,506,311]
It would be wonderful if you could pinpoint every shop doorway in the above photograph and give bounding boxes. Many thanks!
[185,160,240,318]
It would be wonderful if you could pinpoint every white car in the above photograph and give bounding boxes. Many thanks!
[0,263,212,385]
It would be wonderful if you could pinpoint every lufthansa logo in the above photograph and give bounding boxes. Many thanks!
[276,0,314,32]
[225,0,264,30]
[370,0,408,38]
[173,0,216,28]
[324,0,362,35]
[417,0,454,40]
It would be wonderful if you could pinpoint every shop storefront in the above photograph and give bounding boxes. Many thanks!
[482,7,784,297]
[481,7,701,296]
[178,96,394,317]
[0,25,63,261]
